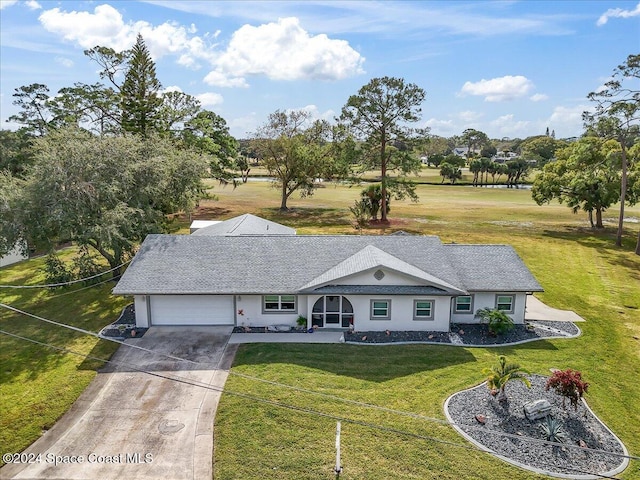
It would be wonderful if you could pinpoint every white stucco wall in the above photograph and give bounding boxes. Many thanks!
[235,294,307,328]
[0,241,28,268]
[134,295,150,328]
[450,292,527,324]
[305,294,451,332]
[132,291,528,330]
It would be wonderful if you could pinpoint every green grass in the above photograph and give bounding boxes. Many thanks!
[0,248,129,459]
[210,181,640,479]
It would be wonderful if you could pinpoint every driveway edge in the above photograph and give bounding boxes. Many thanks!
[195,343,238,480]
[0,366,115,479]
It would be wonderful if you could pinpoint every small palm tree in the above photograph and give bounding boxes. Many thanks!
[476,308,514,336]
[483,355,531,402]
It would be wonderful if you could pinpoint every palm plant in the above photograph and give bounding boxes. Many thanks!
[483,355,531,402]
[476,308,514,336]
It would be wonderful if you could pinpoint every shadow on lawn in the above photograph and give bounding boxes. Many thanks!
[232,343,478,382]
[259,207,351,229]
[0,286,125,382]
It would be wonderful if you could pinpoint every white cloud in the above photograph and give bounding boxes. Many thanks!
[460,75,534,102]
[37,6,363,88]
[229,112,259,138]
[54,56,74,68]
[195,92,224,107]
[203,70,249,88]
[530,93,548,102]
[211,17,365,85]
[490,114,531,136]
[161,85,183,94]
[597,2,640,26]
[25,0,41,9]
[38,4,217,65]
[457,110,483,122]
[0,0,18,9]
[290,104,336,122]
[423,118,456,136]
[548,104,590,137]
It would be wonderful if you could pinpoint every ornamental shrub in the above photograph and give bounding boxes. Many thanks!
[476,308,514,335]
[545,369,589,410]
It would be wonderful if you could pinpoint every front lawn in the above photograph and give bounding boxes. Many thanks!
[212,183,640,479]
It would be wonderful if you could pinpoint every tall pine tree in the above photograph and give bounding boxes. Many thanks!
[120,34,162,137]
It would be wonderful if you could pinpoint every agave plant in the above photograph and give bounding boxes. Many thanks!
[540,416,568,443]
[483,355,531,402]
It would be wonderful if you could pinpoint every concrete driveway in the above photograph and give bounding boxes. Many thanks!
[1,326,236,480]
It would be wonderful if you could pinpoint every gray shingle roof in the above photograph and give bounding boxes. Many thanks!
[192,213,296,236]
[299,245,465,294]
[445,244,543,292]
[113,234,542,295]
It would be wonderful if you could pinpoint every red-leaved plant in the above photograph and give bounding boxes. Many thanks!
[545,369,589,410]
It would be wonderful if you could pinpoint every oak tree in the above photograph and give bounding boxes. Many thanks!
[1,127,207,276]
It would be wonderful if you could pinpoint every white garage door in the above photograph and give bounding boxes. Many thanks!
[149,295,234,326]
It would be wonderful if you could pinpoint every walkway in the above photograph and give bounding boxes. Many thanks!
[525,296,586,322]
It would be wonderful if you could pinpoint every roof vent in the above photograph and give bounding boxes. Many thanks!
[374,269,385,281]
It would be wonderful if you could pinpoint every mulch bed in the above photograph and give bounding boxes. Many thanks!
[100,303,148,339]
[445,375,627,478]
[344,321,579,345]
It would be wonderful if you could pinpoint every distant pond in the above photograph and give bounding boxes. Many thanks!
[244,176,532,190]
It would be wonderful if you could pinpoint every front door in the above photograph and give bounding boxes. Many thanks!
[311,296,354,328]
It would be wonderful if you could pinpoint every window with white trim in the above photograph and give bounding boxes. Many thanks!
[263,295,297,313]
[414,300,434,320]
[454,296,473,313]
[496,295,515,313]
[370,299,391,320]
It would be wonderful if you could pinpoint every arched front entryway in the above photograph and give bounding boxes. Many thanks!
[311,296,354,328]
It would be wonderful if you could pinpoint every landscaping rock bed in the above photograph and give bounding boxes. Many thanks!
[100,303,148,339]
[344,321,579,345]
[445,375,628,478]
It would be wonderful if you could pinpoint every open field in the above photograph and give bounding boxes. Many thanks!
[1,180,639,478]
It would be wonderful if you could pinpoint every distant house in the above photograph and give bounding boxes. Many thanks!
[453,147,469,158]
[192,213,296,236]
[0,240,28,268]
[189,220,222,234]
[113,216,542,332]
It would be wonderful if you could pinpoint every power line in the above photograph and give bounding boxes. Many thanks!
[0,260,130,289]
[0,303,197,365]
[1,302,637,463]
[0,329,631,480]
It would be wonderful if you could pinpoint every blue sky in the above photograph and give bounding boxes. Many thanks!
[1,0,638,140]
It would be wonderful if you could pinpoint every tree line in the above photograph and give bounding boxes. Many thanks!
[0,34,237,277]
[1,38,638,265]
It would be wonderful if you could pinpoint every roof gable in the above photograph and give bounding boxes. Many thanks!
[300,245,465,294]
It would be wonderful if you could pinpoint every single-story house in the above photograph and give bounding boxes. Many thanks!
[113,225,542,332]
[0,240,29,268]
[191,213,296,236]
[189,220,222,234]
